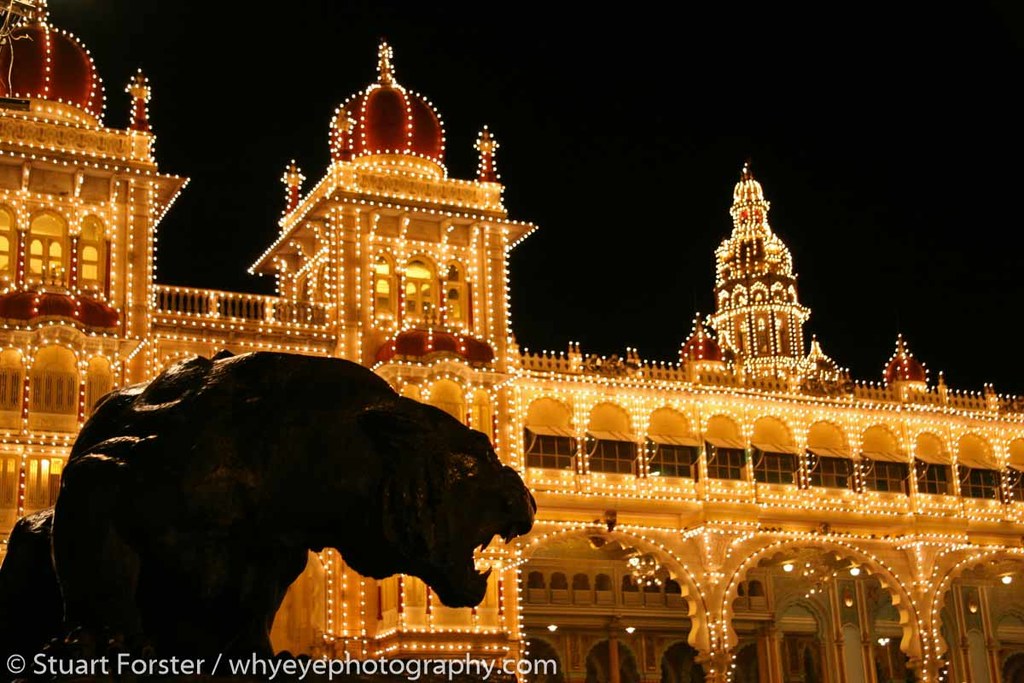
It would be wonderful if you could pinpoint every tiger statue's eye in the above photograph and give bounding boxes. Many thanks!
[451,453,480,478]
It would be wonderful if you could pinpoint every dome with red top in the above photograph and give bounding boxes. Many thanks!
[376,328,493,366]
[884,335,927,384]
[0,291,118,330]
[330,41,445,169]
[0,15,104,120]
[680,316,723,363]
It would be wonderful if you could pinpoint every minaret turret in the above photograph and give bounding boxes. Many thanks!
[884,334,927,401]
[281,160,304,214]
[475,126,499,183]
[708,162,809,378]
[126,69,151,132]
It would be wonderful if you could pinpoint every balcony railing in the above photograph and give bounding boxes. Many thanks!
[519,348,1023,414]
[154,285,329,327]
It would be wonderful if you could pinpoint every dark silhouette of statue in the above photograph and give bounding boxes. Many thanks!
[0,351,535,661]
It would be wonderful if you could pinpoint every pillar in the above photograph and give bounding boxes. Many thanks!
[608,631,620,683]
[762,625,785,682]
[68,234,80,291]
[978,586,1000,683]
[15,228,26,288]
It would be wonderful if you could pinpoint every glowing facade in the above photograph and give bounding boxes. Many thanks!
[1,7,1024,683]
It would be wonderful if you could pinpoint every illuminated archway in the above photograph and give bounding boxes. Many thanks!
[928,548,1024,661]
[519,524,708,651]
[426,378,465,422]
[720,538,920,667]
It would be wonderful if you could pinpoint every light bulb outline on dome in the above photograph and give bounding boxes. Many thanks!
[327,40,447,175]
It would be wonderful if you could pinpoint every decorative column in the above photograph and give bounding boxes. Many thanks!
[281,161,304,215]
[68,233,80,291]
[126,69,151,132]
[853,577,875,683]
[607,627,621,683]
[475,127,499,183]
[978,586,1001,683]
[14,224,27,289]
[77,375,86,424]
[949,585,970,682]
[103,245,112,299]
[755,626,785,682]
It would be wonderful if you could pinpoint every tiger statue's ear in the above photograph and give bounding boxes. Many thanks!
[357,403,424,454]
[211,349,235,360]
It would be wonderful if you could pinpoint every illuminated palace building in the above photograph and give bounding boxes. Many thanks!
[3,6,1024,683]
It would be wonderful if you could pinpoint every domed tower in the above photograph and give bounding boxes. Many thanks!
[884,334,927,399]
[329,40,445,177]
[0,0,104,124]
[0,1,184,389]
[252,40,520,367]
[679,314,728,382]
[708,163,809,378]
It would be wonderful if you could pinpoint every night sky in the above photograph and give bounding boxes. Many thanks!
[52,1,1024,392]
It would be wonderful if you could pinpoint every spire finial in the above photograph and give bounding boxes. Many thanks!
[741,158,753,181]
[732,157,766,208]
[281,160,305,214]
[377,39,396,85]
[475,126,499,182]
[30,0,48,22]
[126,68,151,132]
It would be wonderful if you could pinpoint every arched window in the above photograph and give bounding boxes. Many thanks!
[527,572,546,589]
[78,217,105,290]
[595,574,613,591]
[915,432,952,495]
[0,349,23,413]
[373,256,395,317]
[28,214,67,286]
[524,397,575,470]
[751,416,798,485]
[0,207,14,280]
[572,573,590,591]
[647,408,699,479]
[404,259,437,322]
[861,425,908,495]
[587,402,638,475]
[550,572,568,590]
[428,379,465,423]
[705,414,746,480]
[30,346,78,415]
[444,263,467,325]
[958,433,999,500]
[85,357,113,417]
[755,316,769,353]
[806,421,852,489]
